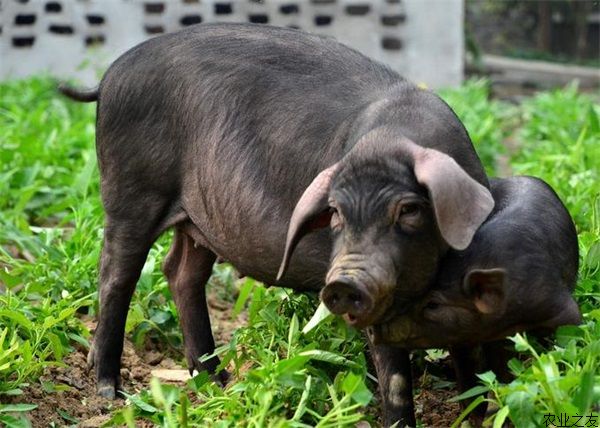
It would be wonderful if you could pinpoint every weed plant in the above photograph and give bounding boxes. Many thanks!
[0,77,598,427]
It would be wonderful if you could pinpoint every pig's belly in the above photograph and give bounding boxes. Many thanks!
[181,213,330,292]
[225,230,330,292]
[227,243,329,292]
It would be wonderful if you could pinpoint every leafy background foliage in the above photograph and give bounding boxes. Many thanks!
[0,77,598,427]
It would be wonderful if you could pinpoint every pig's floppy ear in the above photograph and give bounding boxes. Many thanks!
[413,147,494,250]
[463,268,507,315]
[277,164,339,281]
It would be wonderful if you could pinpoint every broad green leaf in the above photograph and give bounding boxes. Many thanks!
[449,385,490,402]
[302,302,332,334]
[287,313,299,356]
[0,404,38,413]
[122,391,159,413]
[292,375,312,421]
[233,278,255,317]
[493,406,510,428]
[299,350,359,369]
[573,370,595,412]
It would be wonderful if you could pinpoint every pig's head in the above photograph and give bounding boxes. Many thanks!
[366,266,582,348]
[277,128,495,328]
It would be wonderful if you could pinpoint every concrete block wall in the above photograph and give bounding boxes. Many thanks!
[0,0,464,88]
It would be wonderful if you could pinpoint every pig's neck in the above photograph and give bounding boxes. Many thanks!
[346,85,469,154]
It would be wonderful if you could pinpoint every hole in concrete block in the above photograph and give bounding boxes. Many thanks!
[85,34,105,46]
[144,3,165,14]
[249,14,269,24]
[15,14,37,25]
[345,5,370,15]
[315,15,333,26]
[45,2,62,13]
[86,15,105,25]
[381,14,406,26]
[215,3,232,14]
[311,0,335,4]
[145,25,165,34]
[280,4,299,14]
[49,24,74,35]
[16,0,29,3]
[386,0,401,3]
[12,36,35,47]
[382,37,402,50]
[182,0,199,3]
[180,15,202,26]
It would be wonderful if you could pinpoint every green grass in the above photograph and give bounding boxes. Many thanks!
[0,77,598,427]
[111,285,372,427]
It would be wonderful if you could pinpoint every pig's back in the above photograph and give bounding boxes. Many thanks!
[485,176,579,291]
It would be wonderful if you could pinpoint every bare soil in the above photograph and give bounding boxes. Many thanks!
[9,290,461,427]
[417,388,461,427]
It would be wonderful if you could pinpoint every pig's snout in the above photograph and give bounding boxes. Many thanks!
[323,252,396,328]
[321,277,375,321]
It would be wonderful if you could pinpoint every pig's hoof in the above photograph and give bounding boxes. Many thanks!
[97,380,117,400]
[86,345,96,370]
[211,369,230,387]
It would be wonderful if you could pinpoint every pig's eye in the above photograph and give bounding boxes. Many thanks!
[400,204,420,216]
[395,202,423,231]
[422,301,443,320]
[330,208,343,231]
[424,301,440,311]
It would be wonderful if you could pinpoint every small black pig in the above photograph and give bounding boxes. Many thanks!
[368,176,581,424]
[60,23,494,425]
[369,176,580,347]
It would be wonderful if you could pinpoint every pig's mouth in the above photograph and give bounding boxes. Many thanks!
[343,311,389,329]
[339,299,394,329]
[321,273,396,329]
[343,312,368,327]
[344,313,358,324]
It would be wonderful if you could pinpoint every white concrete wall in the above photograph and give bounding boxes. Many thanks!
[0,0,463,88]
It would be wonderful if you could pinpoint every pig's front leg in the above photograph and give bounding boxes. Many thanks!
[449,345,488,426]
[482,339,514,384]
[368,340,416,427]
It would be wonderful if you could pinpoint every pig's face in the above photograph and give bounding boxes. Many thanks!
[277,130,495,328]
[367,268,509,347]
[322,159,444,328]
[367,266,583,348]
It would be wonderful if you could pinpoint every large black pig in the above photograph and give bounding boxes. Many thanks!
[60,23,493,425]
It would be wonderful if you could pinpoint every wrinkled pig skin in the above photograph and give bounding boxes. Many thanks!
[368,176,581,425]
[59,23,493,426]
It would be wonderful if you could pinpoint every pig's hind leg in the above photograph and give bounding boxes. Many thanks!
[162,228,227,383]
[91,210,173,399]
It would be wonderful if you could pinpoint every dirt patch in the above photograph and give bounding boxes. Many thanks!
[6,341,148,427]
[8,288,463,427]
[5,335,182,427]
[416,387,462,427]
[7,289,246,427]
